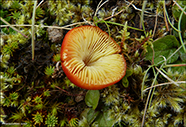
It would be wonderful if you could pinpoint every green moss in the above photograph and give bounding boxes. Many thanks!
[101,85,120,106]
[45,113,58,127]
[71,4,93,23]
[0,0,185,126]
[32,112,44,125]
[48,1,74,25]
[45,66,55,77]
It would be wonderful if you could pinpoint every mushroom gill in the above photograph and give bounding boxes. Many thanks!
[61,25,126,90]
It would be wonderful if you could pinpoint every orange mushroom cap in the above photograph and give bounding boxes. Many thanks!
[61,25,126,90]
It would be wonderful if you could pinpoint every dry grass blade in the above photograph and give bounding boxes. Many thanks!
[94,0,109,17]
[143,81,186,92]
[0,22,88,30]
[178,6,186,53]
[36,0,44,9]
[103,1,134,21]
[31,1,37,60]
[152,10,158,38]
[155,67,179,86]
[173,0,186,15]
[163,1,169,31]
[0,17,28,38]
[141,69,159,127]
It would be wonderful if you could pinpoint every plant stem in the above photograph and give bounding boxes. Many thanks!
[155,67,179,86]
[141,67,159,127]
[32,1,37,60]
[101,20,110,36]
[173,0,186,15]
[1,21,88,30]
[141,65,153,100]
[178,6,186,53]
[143,81,186,92]
[140,0,147,35]
[164,6,180,32]
[97,21,144,31]
[163,63,186,68]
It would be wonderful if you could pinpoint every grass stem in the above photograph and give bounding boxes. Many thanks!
[31,1,37,60]
[178,6,186,53]
[0,17,28,38]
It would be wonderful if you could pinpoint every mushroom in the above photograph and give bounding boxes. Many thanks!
[60,25,126,90]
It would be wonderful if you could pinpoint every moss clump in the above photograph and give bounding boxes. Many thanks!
[47,1,74,25]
